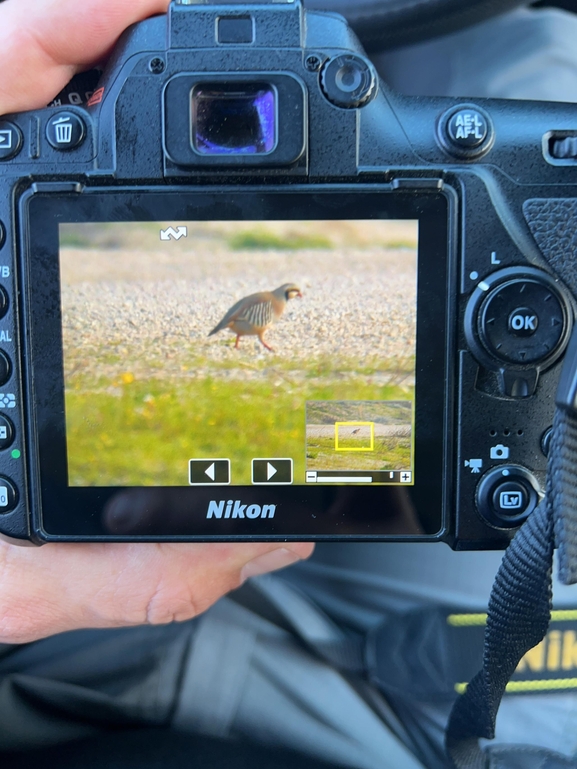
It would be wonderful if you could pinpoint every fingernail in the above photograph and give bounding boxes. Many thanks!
[240,548,301,583]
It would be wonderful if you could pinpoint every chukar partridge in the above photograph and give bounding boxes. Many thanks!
[209,283,302,350]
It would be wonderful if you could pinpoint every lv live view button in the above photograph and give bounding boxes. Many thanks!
[252,458,293,485]
[189,458,230,485]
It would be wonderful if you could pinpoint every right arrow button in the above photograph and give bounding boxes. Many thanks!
[252,458,293,485]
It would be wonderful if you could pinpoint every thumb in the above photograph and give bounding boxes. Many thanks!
[0,0,170,115]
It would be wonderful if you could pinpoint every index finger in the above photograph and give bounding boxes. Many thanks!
[0,0,171,115]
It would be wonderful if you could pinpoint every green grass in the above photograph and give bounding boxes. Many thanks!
[227,228,333,251]
[64,374,413,486]
[306,436,411,472]
[385,239,418,250]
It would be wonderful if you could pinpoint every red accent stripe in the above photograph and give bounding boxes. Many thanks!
[87,87,105,107]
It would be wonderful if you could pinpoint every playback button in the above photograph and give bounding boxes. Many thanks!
[0,476,18,514]
[0,121,23,161]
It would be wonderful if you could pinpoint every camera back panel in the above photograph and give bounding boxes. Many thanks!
[0,0,576,548]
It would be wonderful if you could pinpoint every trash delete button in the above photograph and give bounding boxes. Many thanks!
[46,112,86,151]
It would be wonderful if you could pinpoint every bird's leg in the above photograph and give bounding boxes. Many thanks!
[258,334,274,352]
[235,335,240,349]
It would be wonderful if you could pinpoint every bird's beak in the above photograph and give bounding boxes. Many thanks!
[297,291,303,298]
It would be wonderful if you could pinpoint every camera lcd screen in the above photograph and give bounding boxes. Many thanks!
[59,219,416,488]
[24,189,451,539]
[191,83,277,155]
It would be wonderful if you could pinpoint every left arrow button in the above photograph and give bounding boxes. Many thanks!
[189,458,230,485]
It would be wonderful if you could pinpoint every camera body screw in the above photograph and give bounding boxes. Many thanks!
[304,54,322,72]
[149,58,166,74]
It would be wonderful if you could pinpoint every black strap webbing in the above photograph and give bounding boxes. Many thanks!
[446,404,577,768]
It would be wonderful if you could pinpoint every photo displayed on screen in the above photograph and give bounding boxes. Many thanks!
[59,219,417,486]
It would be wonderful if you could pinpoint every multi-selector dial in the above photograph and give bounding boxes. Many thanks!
[465,266,573,397]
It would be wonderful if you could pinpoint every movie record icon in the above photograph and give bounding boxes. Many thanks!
[252,458,293,485]
[189,458,230,485]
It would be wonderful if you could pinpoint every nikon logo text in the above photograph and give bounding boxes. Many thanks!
[207,500,276,519]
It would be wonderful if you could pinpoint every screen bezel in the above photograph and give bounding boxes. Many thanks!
[21,186,454,541]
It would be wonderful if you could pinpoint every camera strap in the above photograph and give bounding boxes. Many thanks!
[445,326,577,768]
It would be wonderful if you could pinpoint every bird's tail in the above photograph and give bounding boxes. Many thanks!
[208,321,225,336]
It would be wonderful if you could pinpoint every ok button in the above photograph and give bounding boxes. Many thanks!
[508,306,539,337]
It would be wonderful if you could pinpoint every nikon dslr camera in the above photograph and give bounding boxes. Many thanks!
[0,0,576,548]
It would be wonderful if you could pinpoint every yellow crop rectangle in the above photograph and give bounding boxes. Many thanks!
[334,422,374,451]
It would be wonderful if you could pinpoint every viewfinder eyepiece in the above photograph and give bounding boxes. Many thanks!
[191,83,276,155]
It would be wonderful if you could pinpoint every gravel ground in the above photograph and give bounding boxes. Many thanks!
[306,424,412,438]
[61,244,416,382]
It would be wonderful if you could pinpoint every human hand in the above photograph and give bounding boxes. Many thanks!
[0,0,314,645]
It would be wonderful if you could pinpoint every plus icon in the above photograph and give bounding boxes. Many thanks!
[400,472,412,483]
